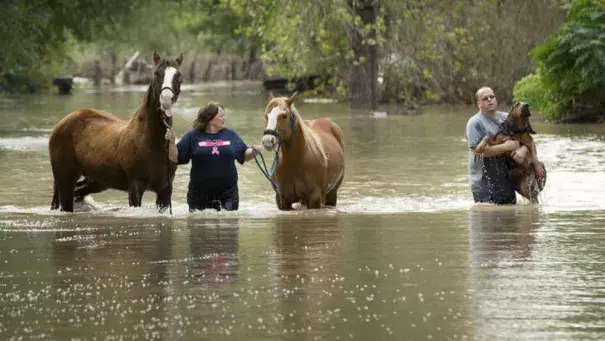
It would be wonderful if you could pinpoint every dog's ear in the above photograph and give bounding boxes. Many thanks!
[500,112,516,134]
[509,101,520,112]
[528,120,537,134]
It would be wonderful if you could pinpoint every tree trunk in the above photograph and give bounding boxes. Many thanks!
[347,0,379,111]
[189,59,196,83]
[93,60,101,87]
[110,52,117,85]
[244,45,258,79]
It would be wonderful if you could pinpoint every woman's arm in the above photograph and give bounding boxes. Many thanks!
[244,145,262,162]
[165,129,179,163]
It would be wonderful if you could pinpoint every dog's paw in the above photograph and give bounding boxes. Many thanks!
[475,137,491,154]
[475,143,486,154]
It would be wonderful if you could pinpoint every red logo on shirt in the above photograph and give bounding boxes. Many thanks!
[199,139,230,156]
[198,140,231,147]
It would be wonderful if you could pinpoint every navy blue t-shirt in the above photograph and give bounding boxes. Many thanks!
[176,129,248,190]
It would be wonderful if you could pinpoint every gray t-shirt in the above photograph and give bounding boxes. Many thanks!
[464,111,516,204]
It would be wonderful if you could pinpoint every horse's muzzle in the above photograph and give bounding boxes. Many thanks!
[160,87,178,117]
[261,134,278,151]
[161,105,173,117]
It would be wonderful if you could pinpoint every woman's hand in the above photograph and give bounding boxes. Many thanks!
[165,128,175,144]
[244,145,262,161]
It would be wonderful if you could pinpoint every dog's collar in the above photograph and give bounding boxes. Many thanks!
[513,127,533,134]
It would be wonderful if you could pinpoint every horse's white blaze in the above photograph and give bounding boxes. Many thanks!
[160,67,178,115]
[265,106,283,131]
[261,106,285,150]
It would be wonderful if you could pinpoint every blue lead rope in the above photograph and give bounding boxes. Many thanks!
[252,145,280,192]
[253,112,296,193]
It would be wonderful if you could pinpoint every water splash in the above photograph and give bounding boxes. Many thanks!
[0,136,49,151]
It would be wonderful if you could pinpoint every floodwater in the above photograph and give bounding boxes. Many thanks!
[1,82,605,340]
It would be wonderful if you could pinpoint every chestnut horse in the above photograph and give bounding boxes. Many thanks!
[260,92,345,210]
[48,51,183,212]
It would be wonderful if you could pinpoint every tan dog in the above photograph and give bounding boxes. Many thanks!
[475,101,546,203]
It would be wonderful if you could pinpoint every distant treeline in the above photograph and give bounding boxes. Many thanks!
[1,0,603,121]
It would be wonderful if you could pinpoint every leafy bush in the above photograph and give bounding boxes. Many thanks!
[513,71,568,121]
[514,0,605,121]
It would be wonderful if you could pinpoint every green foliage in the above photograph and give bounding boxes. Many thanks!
[173,0,258,56]
[223,0,375,100]
[515,0,605,120]
[0,0,570,106]
[0,0,144,93]
[0,1,52,92]
[533,0,605,94]
[0,0,263,93]
[513,72,568,120]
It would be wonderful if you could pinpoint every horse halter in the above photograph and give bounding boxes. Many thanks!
[263,112,297,147]
[161,86,180,103]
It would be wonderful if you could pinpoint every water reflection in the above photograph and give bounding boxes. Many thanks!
[187,217,239,284]
[269,214,346,339]
[468,205,542,269]
[270,214,345,276]
[467,206,544,340]
[50,221,175,340]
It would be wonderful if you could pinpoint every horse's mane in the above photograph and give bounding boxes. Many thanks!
[291,106,328,166]
[269,99,328,166]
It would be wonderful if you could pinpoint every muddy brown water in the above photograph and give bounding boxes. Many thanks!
[1,83,604,340]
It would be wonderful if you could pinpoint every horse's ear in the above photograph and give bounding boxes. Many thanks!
[286,91,299,106]
[153,51,161,66]
[174,53,184,68]
[268,90,274,100]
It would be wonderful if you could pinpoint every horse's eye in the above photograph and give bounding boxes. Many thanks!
[279,113,287,119]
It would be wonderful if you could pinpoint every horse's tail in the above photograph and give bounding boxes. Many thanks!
[51,181,59,210]
[329,119,345,150]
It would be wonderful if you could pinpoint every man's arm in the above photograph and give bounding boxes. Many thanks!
[474,139,520,157]
[529,142,545,178]
[530,142,539,164]
[466,119,519,157]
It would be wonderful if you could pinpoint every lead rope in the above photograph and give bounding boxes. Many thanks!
[162,117,173,215]
[252,145,280,193]
[253,113,296,194]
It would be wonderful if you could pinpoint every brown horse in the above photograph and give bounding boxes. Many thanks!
[260,92,345,210]
[48,51,183,212]
[475,101,546,203]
